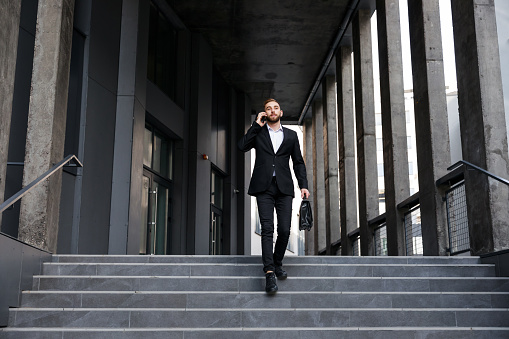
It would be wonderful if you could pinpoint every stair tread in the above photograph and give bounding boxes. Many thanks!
[3,326,509,330]
[11,307,509,311]
[6,255,509,335]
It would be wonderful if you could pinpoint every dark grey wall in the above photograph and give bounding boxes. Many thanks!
[481,250,509,277]
[58,27,86,254]
[77,0,122,253]
[187,34,214,254]
[0,233,51,327]
[237,93,253,255]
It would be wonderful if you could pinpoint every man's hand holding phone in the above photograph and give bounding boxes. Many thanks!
[256,112,267,127]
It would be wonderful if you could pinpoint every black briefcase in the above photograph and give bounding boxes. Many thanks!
[299,200,313,231]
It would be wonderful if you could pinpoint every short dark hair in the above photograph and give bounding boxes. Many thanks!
[264,98,278,108]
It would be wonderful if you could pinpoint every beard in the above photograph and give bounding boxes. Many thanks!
[266,114,281,123]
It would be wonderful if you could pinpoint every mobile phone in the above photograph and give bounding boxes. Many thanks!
[261,116,266,122]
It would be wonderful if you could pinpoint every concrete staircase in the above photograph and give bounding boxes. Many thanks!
[1,255,509,338]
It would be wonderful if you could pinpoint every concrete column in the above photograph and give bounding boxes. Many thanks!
[312,100,327,253]
[322,74,341,253]
[376,0,410,255]
[303,118,316,255]
[352,9,379,256]
[451,0,509,254]
[0,1,22,227]
[110,0,149,254]
[408,0,451,255]
[336,45,358,256]
[18,0,75,252]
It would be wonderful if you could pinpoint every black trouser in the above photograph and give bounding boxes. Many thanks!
[256,176,293,273]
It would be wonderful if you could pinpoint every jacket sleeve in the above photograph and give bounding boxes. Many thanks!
[238,122,262,152]
[291,134,308,190]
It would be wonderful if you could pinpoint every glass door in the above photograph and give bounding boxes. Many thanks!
[141,122,174,255]
[140,171,171,255]
[210,206,223,255]
[210,169,224,255]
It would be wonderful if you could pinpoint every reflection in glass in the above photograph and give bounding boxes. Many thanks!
[153,133,162,174]
[140,176,150,254]
[143,127,153,168]
[211,170,224,209]
[155,182,168,254]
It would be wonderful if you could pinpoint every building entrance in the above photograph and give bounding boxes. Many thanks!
[210,169,224,255]
[140,122,174,255]
[140,171,172,254]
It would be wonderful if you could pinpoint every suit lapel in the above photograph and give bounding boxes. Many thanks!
[276,127,289,155]
[260,126,274,154]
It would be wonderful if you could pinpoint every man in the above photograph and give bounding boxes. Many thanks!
[238,98,310,294]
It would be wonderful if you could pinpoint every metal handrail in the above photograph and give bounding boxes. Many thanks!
[448,160,509,187]
[0,154,83,214]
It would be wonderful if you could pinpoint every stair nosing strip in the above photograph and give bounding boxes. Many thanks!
[21,290,509,294]
[33,275,509,280]
[2,326,508,331]
[43,262,494,267]
[11,307,509,312]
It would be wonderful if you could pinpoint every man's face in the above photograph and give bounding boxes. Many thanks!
[265,101,283,123]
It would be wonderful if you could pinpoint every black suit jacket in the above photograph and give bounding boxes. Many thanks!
[238,122,308,197]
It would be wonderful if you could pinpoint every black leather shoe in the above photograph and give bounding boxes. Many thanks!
[265,272,278,294]
[275,266,287,279]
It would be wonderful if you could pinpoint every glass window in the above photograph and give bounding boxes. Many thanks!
[147,2,178,99]
[152,133,166,176]
[378,163,384,177]
[144,122,174,180]
[409,162,414,176]
[211,170,224,209]
[376,113,382,126]
[143,126,153,168]
[407,136,412,149]
[377,138,383,151]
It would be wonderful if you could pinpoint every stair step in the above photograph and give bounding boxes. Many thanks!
[51,254,482,265]
[8,308,509,328]
[32,275,509,292]
[42,262,496,277]
[3,255,508,337]
[20,291,509,309]
[2,327,509,339]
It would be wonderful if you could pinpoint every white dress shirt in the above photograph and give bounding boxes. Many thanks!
[267,124,284,176]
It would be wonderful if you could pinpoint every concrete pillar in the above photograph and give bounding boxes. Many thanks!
[336,45,359,256]
[110,0,149,254]
[376,0,410,255]
[352,9,379,256]
[322,74,341,253]
[451,0,509,254]
[303,118,316,255]
[18,0,75,252]
[0,1,22,227]
[407,0,451,255]
[312,100,327,253]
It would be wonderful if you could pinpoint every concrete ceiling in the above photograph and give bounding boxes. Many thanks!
[170,0,356,122]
